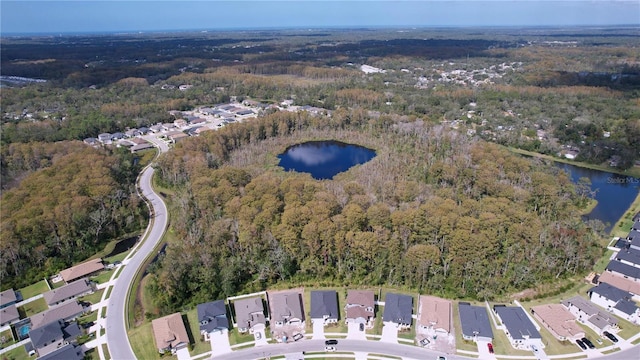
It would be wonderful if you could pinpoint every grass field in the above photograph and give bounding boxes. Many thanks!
[0,328,16,349]
[18,280,49,299]
[611,192,640,238]
[80,288,105,305]
[91,269,114,284]
[185,308,211,356]
[128,321,160,360]
[0,344,28,360]
[102,343,111,360]
[18,297,48,317]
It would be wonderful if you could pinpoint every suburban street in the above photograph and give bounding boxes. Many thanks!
[105,162,169,360]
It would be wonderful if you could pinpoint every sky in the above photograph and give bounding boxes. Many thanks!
[1,1,639,35]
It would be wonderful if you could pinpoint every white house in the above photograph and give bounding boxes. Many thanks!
[588,283,639,324]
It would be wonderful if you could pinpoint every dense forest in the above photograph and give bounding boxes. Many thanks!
[0,144,148,289]
[145,110,604,312]
[1,28,636,298]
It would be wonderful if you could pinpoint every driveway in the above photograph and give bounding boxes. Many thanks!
[347,321,367,340]
[476,339,496,360]
[209,329,232,356]
[312,320,325,340]
[176,347,191,360]
[381,322,398,343]
[253,323,269,346]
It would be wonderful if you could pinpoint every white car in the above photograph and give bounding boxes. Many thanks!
[325,346,336,352]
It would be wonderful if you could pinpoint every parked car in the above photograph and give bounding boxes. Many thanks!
[359,323,365,331]
[324,346,336,352]
[293,333,303,341]
[576,339,587,350]
[420,338,430,347]
[581,337,595,349]
[487,343,494,354]
[603,331,618,343]
[255,332,261,340]
[325,339,338,345]
[436,357,447,360]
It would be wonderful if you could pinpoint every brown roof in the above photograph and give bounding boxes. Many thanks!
[152,313,189,352]
[599,271,640,296]
[60,259,104,283]
[0,304,19,325]
[418,295,452,333]
[346,290,375,320]
[531,304,584,340]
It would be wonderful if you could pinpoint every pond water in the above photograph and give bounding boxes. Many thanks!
[106,236,138,258]
[555,163,640,233]
[277,140,376,180]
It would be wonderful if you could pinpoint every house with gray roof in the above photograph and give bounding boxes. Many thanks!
[268,290,305,327]
[458,302,493,342]
[628,230,640,251]
[36,344,84,360]
[493,305,542,350]
[310,290,339,325]
[382,293,413,329]
[588,283,639,323]
[43,279,93,306]
[606,260,640,280]
[233,297,266,333]
[561,296,618,334]
[0,304,20,326]
[30,301,85,329]
[0,289,17,309]
[615,247,640,268]
[345,290,375,326]
[197,300,229,340]
[29,319,81,357]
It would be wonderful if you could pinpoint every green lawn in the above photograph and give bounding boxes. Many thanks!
[91,269,114,284]
[78,310,99,326]
[490,327,531,357]
[229,328,255,346]
[79,288,105,305]
[84,348,100,360]
[105,251,130,265]
[18,297,48,317]
[105,286,113,300]
[611,192,640,238]
[102,343,111,360]
[614,315,640,340]
[185,308,211,356]
[128,321,161,360]
[0,344,28,360]
[18,280,49,299]
[0,328,16,349]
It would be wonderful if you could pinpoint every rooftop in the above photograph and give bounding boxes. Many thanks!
[0,289,17,307]
[0,304,19,325]
[418,295,451,332]
[598,271,640,296]
[531,304,584,339]
[36,344,84,360]
[233,297,265,329]
[458,302,493,339]
[589,282,631,303]
[606,260,640,279]
[59,258,103,283]
[310,290,339,320]
[197,300,229,333]
[151,312,189,351]
[30,301,84,329]
[382,293,412,325]
[494,306,541,340]
[269,290,304,323]
[43,279,92,306]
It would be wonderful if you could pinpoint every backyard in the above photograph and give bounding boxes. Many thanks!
[17,280,49,300]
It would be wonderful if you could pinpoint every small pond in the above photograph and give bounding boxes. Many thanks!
[277,140,376,180]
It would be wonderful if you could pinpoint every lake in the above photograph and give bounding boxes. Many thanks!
[277,140,376,180]
[555,163,640,233]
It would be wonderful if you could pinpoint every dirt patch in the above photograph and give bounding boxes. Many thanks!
[510,288,537,301]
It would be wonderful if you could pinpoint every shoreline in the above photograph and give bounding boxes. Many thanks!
[506,146,640,179]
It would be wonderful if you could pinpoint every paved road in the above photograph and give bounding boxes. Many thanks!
[106,164,169,360]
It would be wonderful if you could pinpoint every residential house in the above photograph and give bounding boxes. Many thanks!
[161,123,176,131]
[29,319,81,357]
[561,296,618,334]
[111,132,124,140]
[83,138,99,146]
[615,247,640,268]
[417,295,452,334]
[36,344,84,360]
[30,301,86,329]
[235,109,255,117]
[125,128,140,138]
[59,258,104,283]
[493,305,542,350]
[138,126,150,135]
[97,133,112,144]
[149,124,163,133]
[605,260,640,281]
[629,230,640,251]
[165,130,189,143]
[458,302,493,342]
[233,297,266,333]
[189,117,207,125]
[197,300,229,341]
[151,312,189,354]
[310,290,339,325]
[382,293,413,329]
[598,271,640,298]
[345,290,375,327]
[43,279,94,306]
[0,289,17,309]
[530,304,584,341]
[174,119,188,128]
[131,143,155,153]
[268,290,305,327]
[0,304,20,326]
[588,283,639,324]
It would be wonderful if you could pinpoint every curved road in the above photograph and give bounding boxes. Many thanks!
[106,164,169,360]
